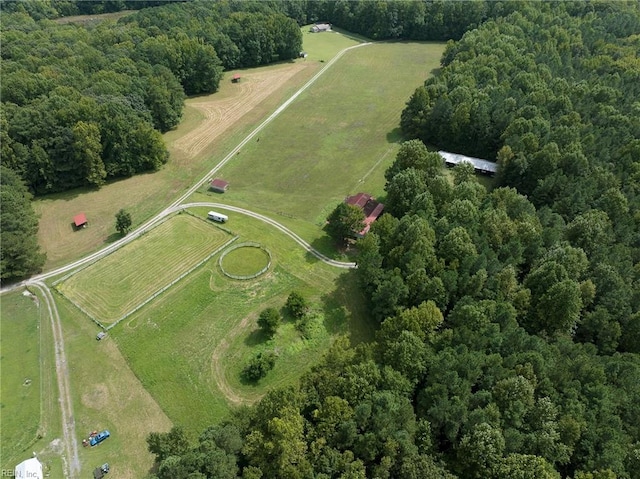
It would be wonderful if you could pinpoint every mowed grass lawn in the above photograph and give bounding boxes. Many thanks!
[206,41,445,228]
[221,246,270,276]
[57,214,231,325]
[111,207,371,431]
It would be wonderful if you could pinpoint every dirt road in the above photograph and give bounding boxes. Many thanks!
[30,282,80,479]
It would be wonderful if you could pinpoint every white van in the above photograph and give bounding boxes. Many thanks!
[207,211,228,223]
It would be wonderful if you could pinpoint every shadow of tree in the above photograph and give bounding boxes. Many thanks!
[321,270,374,344]
[104,232,121,244]
[244,328,270,346]
[387,127,403,143]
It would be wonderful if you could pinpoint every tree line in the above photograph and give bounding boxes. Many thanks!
[144,141,640,479]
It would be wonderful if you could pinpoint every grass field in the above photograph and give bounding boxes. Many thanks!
[21,29,451,474]
[56,215,231,325]
[0,290,64,477]
[199,41,446,237]
[220,246,270,277]
[53,291,172,478]
[110,207,371,431]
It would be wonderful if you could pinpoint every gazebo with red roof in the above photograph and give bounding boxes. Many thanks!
[73,213,88,229]
[345,193,384,237]
[209,178,229,193]
[231,74,241,83]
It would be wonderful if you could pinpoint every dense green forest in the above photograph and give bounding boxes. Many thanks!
[142,2,640,479]
[2,0,639,475]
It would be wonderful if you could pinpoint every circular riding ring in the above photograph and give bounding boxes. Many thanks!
[218,242,272,280]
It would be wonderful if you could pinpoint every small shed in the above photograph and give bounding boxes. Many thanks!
[209,178,229,193]
[74,213,88,229]
[231,74,241,83]
[438,151,498,176]
[299,51,308,58]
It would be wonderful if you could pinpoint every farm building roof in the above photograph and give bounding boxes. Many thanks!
[74,213,88,227]
[438,150,498,175]
[345,193,385,237]
[210,178,229,192]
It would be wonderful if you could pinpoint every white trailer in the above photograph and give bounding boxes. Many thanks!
[207,211,228,223]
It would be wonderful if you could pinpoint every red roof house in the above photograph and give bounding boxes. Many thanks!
[231,74,241,83]
[345,193,384,237]
[209,178,229,193]
[73,213,88,228]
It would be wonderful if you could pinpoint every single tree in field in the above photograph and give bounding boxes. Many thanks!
[286,291,309,319]
[258,307,281,338]
[115,209,132,236]
[326,202,365,245]
[242,351,277,382]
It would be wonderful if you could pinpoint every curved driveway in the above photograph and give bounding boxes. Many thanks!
[180,203,356,268]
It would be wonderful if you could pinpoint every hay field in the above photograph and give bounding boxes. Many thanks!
[56,214,231,325]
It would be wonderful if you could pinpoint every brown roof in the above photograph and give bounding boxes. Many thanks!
[210,178,229,191]
[345,193,371,209]
[74,213,87,227]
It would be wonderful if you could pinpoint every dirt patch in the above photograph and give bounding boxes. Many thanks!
[81,383,109,410]
[173,63,310,160]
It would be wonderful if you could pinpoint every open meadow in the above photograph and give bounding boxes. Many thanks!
[23,29,450,475]
[56,214,232,325]
[108,206,371,431]
[53,292,172,479]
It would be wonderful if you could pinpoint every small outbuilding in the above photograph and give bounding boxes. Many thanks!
[438,150,498,176]
[231,74,241,83]
[299,51,308,58]
[209,178,229,193]
[74,213,88,229]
